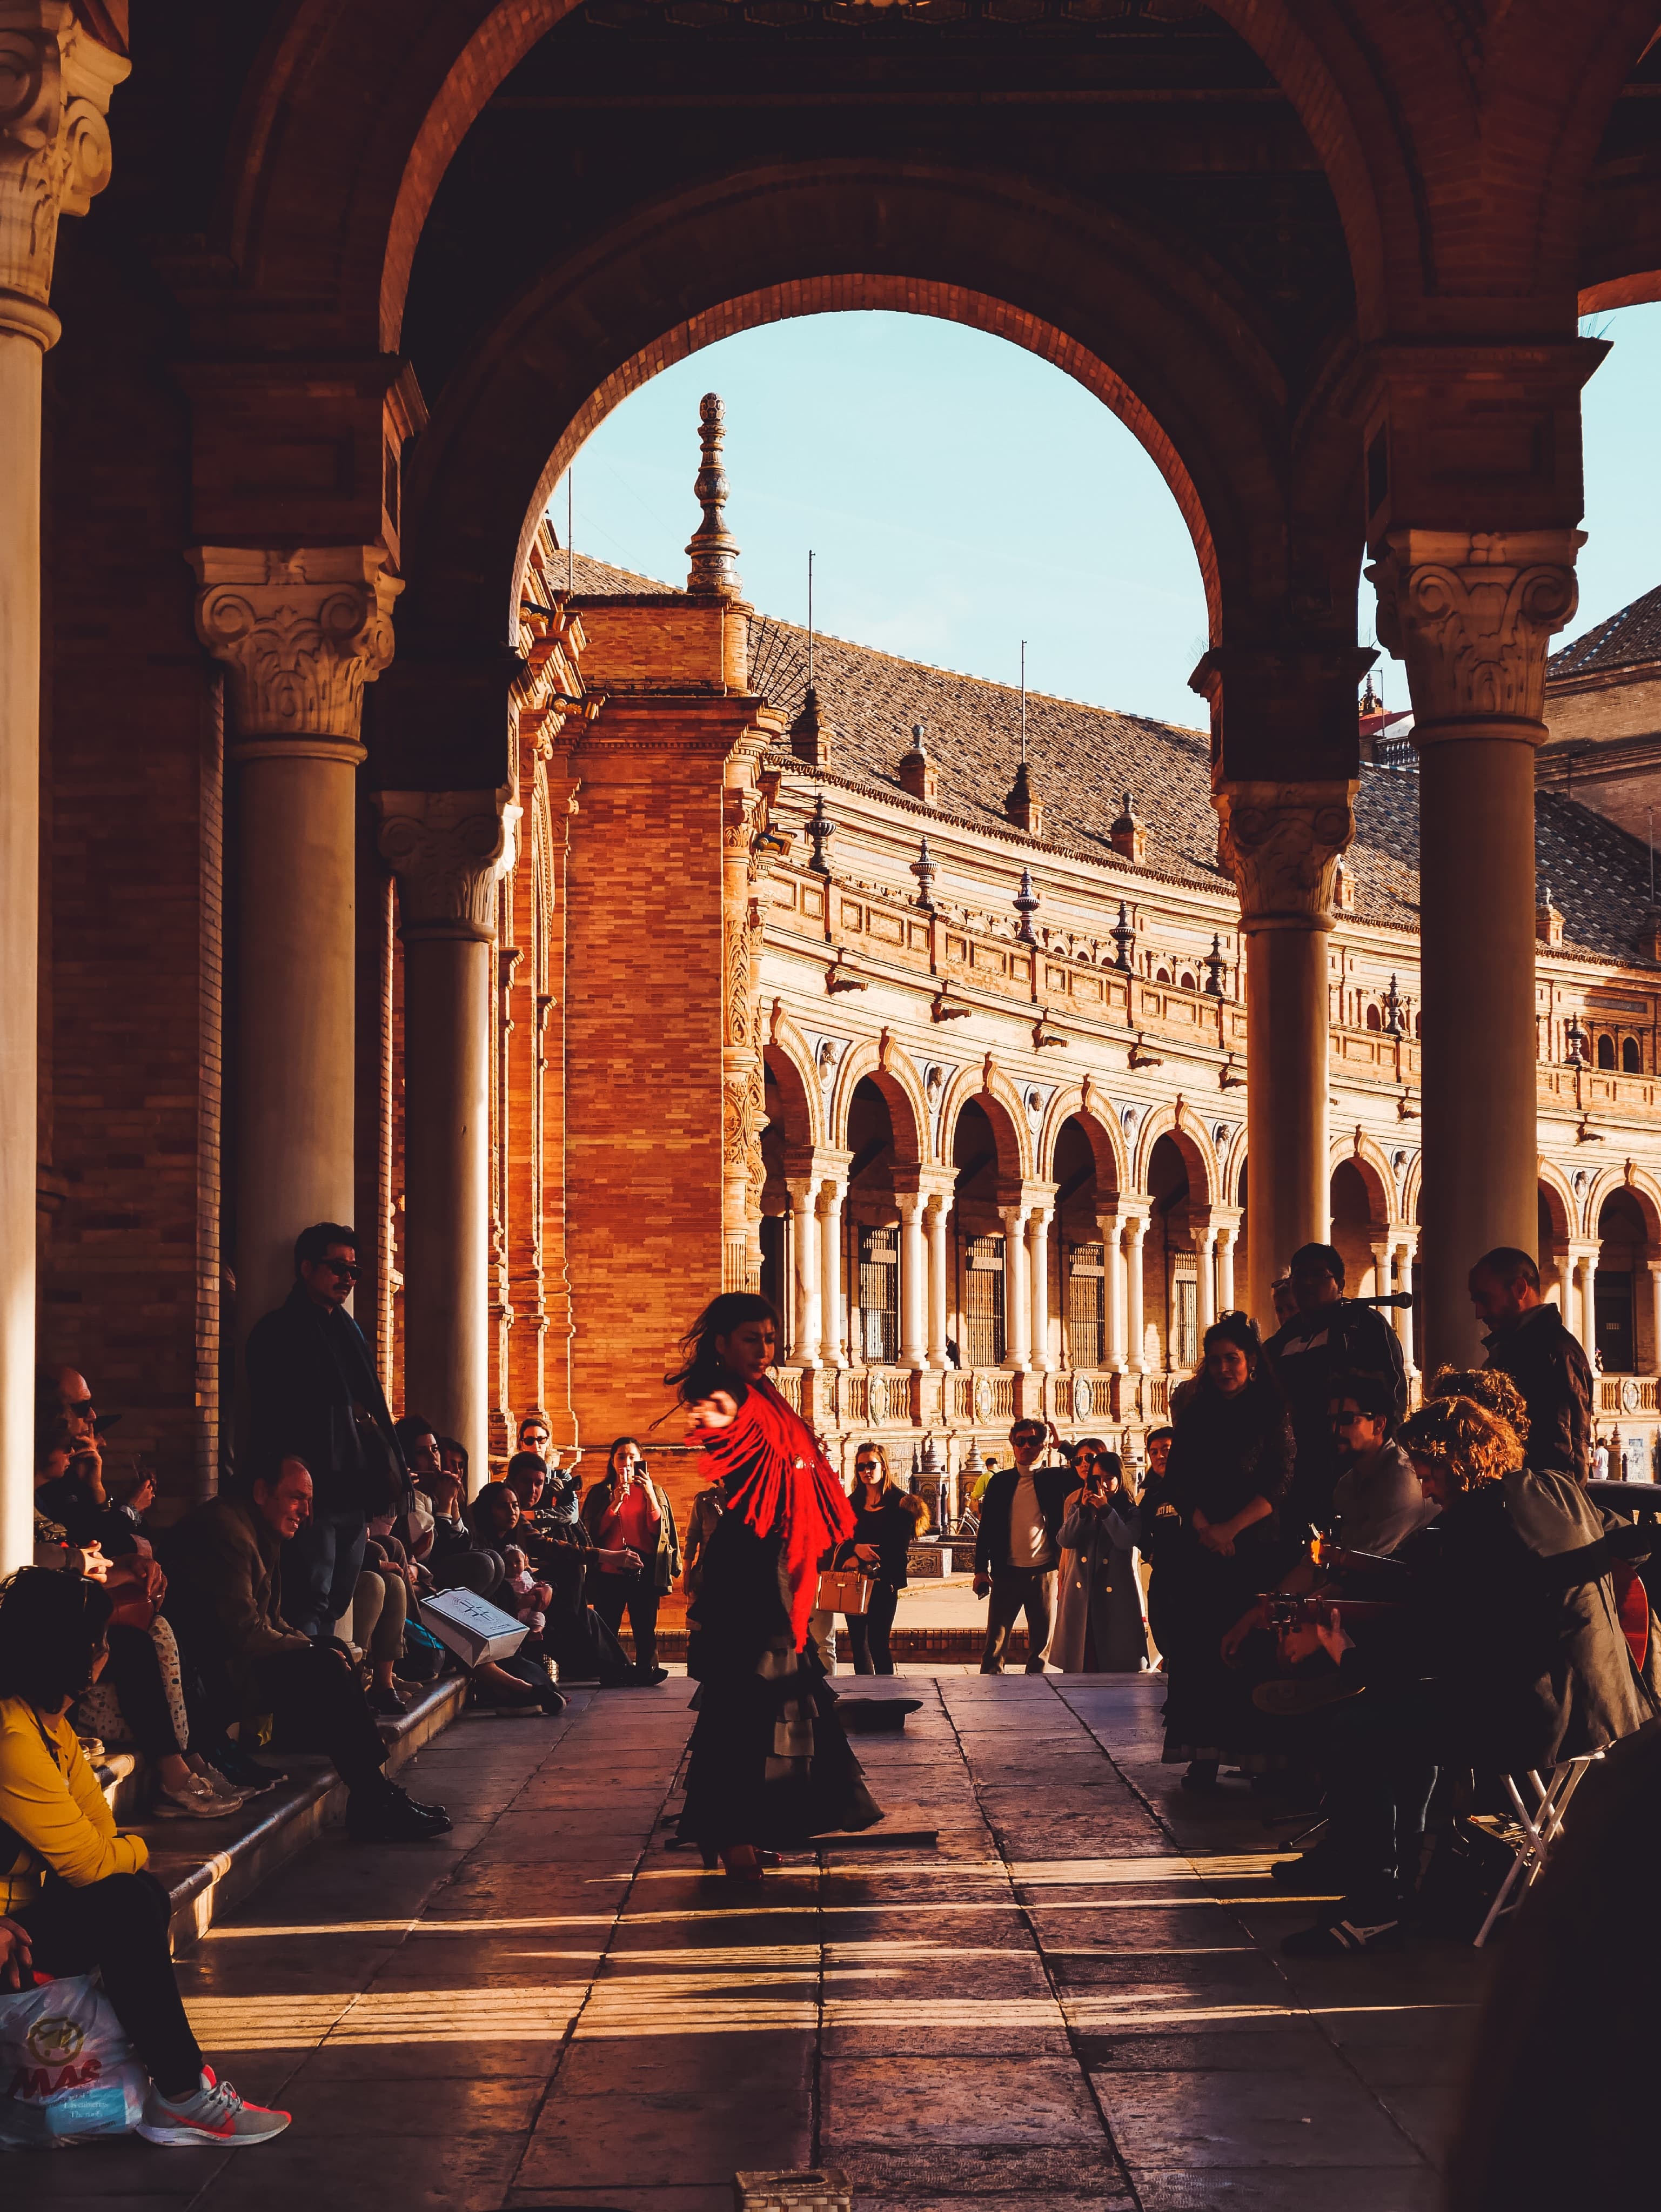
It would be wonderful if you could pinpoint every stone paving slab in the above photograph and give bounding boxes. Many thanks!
[6,1672,1488,2208]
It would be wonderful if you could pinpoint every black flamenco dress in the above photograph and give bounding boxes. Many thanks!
[676,1377,882,1853]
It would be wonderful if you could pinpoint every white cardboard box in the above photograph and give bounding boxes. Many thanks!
[419,1587,527,1667]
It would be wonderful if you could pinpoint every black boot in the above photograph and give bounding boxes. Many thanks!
[347,1780,453,1842]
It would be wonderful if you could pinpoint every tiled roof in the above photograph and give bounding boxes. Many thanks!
[1550,584,1661,680]
[564,551,1658,966]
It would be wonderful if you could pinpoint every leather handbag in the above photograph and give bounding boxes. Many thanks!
[815,1568,872,1616]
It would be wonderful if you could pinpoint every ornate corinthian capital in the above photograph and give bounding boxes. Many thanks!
[377,790,519,943]
[1214,780,1355,930]
[1365,528,1582,730]
[0,3,128,328]
[190,547,402,746]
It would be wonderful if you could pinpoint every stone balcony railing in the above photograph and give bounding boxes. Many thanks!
[768,1360,1191,1437]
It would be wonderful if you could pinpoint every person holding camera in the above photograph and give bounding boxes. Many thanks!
[1053,1439,1149,1673]
[838,1442,927,1674]
[580,1437,679,1678]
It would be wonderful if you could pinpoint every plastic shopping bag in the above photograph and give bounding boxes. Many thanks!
[0,1973,148,2148]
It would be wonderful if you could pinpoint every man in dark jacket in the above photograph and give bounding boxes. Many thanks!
[164,1456,450,1841]
[1263,1242,1408,1534]
[1470,1245,1593,1483]
[973,1418,1075,1673]
[244,1222,405,1637]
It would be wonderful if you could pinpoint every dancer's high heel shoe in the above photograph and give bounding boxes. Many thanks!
[719,1844,765,1881]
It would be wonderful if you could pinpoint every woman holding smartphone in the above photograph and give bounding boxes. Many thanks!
[1053,1439,1149,1672]
[579,1437,678,1680]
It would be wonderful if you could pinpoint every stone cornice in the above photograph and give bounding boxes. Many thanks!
[0,1,128,329]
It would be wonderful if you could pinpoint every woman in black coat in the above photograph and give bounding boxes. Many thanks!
[1158,1312,1294,1789]
[839,1441,926,1675]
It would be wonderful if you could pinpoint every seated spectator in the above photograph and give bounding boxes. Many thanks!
[439,1435,470,1493]
[350,1556,413,1717]
[504,1453,664,1686]
[580,1438,679,1676]
[1276,1391,1646,1958]
[163,1456,451,1841]
[458,1482,567,1712]
[399,1419,503,1597]
[105,1458,158,1540]
[501,1545,551,1637]
[0,1568,291,2144]
[31,1417,235,1821]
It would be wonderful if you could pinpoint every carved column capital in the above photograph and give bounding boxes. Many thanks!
[190,546,402,752]
[0,2,127,338]
[1365,528,1583,734]
[377,790,519,944]
[1213,780,1355,932]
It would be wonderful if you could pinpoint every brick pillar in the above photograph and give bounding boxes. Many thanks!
[0,6,126,1566]
[192,548,401,1350]
[377,789,516,1490]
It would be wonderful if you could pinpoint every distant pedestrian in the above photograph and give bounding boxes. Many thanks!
[1053,1440,1148,1673]
[1263,1246,1407,1532]
[973,1418,1073,1674]
[839,1441,926,1674]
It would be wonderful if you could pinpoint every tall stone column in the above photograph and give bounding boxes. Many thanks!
[1569,1248,1598,1364]
[785,1177,821,1366]
[1216,1223,1237,1315]
[1027,1206,1053,1375]
[1102,1214,1128,1372]
[925,1191,951,1369]
[1393,1235,1418,1367]
[1000,1203,1032,1371]
[193,548,401,1343]
[1124,1216,1148,1376]
[1646,1262,1661,1379]
[898,1191,927,1371]
[1191,1223,1218,1334]
[1370,530,1580,1366]
[1215,786,1353,1330]
[819,1174,848,1369]
[378,791,515,1488]
[0,6,126,1568]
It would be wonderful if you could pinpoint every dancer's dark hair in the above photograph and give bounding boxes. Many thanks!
[663,1292,781,1408]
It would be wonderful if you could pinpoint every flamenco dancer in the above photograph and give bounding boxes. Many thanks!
[672,1292,883,1880]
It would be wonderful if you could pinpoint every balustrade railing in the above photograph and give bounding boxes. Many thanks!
[767,1366,804,1414]
[1598,1373,1660,1417]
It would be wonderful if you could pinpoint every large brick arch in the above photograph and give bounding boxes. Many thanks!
[214,0,1655,370]
[395,160,1300,692]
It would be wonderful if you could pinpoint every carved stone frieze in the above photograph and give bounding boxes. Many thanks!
[191,547,402,742]
[1214,781,1355,930]
[0,2,127,328]
[1367,528,1582,731]
[377,790,519,943]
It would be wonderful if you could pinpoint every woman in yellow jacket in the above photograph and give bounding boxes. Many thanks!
[0,1568,289,2146]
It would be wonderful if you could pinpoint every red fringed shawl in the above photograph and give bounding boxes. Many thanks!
[694,1377,854,1651]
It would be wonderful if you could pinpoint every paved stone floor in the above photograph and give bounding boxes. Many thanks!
[14,1673,1486,2211]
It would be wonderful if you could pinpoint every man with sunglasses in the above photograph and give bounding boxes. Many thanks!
[245,1223,406,1640]
[973,1417,1074,1673]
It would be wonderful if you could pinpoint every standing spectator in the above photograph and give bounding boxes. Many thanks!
[517,1413,552,1457]
[839,1442,926,1674]
[1594,1435,1611,1480]
[1137,1424,1178,1665]
[164,1456,451,1841]
[1263,1245,1407,1532]
[1160,1313,1292,1789]
[1469,1245,1593,1482]
[244,1224,405,1639]
[973,1418,1074,1674]
[682,1482,724,1599]
[581,1438,680,1677]
[1053,1440,1148,1673]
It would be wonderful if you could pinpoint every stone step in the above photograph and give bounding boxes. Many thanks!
[91,1677,466,1951]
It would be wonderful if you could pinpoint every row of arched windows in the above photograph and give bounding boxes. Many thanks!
[1596,1033,1644,1073]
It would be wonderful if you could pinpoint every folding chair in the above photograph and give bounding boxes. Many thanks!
[1472,1752,1602,1948]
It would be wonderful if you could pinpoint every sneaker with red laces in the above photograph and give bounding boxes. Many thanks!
[137,2066,292,2146]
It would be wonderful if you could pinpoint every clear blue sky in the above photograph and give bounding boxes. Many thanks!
[561,304,1661,733]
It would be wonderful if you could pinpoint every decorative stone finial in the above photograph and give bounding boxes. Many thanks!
[1110,899,1136,972]
[1203,933,1228,998]
[1537,885,1564,948]
[898,721,937,803]
[789,683,832,770]
[805,790,835,878]
[685,392,742,597]
[1013,867,1040,946]
[910,834,937,910]
[1005,757,1043,837]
